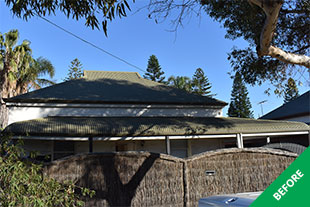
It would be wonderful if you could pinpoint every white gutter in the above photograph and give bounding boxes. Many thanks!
[12,130,309,141]
[6,102,223,109]
[242,131,309,137]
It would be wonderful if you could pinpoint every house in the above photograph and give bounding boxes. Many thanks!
[260,90,310,124]
[3,71,309,161]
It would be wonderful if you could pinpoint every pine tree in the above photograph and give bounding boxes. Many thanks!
[143,55,165,83]
[228,72,253,118]
[64,58,84,81]
[192,68,215,97]
[284,78,299,103]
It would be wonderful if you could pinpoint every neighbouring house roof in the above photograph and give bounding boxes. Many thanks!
[4,71,227,106]
[4,116,309,138]
[260,91,310,120]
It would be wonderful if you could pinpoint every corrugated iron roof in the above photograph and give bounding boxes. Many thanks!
[5,71,227,106]
[84,70,142,81]
[4,116,309,137]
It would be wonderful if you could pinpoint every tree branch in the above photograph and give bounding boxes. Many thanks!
[268,46,310,68]
[249,0,310,68]
[249,0,283,55]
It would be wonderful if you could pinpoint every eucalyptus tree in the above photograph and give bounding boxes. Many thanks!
[147,0,310,94]
[4,0,133,36]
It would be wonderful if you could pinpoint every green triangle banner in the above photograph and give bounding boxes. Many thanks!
[250,146,310,207]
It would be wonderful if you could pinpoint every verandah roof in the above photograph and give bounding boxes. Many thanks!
[3,116,309,138]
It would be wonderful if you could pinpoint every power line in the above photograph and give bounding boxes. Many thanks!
[37,15,146,73]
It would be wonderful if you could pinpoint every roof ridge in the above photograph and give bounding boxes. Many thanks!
[84,70,140,74]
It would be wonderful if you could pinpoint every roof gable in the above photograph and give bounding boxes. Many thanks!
[5,71,227,106]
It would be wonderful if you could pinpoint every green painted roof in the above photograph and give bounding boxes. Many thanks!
[5,71,227,106]
[4,116,309,137]
[84,70,142,81]
[260,91,310,121]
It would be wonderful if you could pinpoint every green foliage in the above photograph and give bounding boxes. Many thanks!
[5,0,134,36]
[284,78,299,103]
[192,68,215,97]
[167,75,192,92]
[64,58,84,81]
[0,30,55,97]
[167,68,216,96]
[228,72,253,118]
[143,55,165,83]
[147,0,310,94]
[0,135,95,206]
[202,0,310,92]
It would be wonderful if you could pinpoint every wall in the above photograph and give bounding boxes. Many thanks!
[44,148,297,207]
[7,103,222,124]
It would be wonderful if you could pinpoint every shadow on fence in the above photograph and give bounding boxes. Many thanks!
[44,148,297,207]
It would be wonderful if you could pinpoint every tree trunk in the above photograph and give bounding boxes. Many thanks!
[249,0,310,68]
[0,62,13,129]
[0,98,8,129]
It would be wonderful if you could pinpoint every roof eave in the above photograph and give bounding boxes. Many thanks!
[4,98,228,107]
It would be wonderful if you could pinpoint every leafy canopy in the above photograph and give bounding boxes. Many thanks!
[5,0,134,36]
[0,135,95,206]
[146,0,310,94]
[167,68,215,96]
[0,29,55,129]
[0,29,55,98]
[167,75,192,92]
[6,0,309,94]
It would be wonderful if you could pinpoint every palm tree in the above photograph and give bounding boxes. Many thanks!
[15,57,55,95]
[167,76,192,92]
[0,29,55,127]
[0,30,55,97]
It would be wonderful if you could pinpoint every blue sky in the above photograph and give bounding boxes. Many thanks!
[1,1,309,118]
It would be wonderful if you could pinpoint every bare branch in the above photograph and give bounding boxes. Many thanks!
[147,0,202,32]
